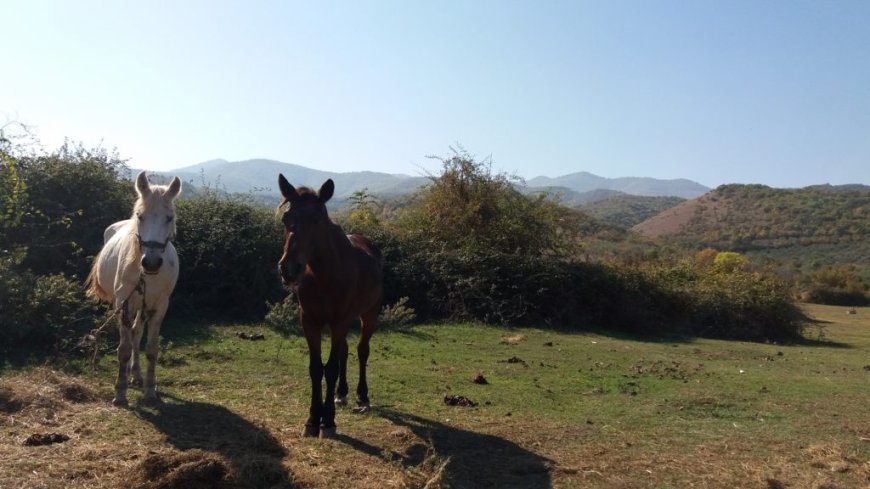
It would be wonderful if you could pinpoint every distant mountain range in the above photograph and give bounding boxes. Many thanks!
[527,172,709,199]
[146,158,711,206]
[157,158,430,203]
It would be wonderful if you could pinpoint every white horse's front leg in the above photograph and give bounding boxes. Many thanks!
[113,302,135,407]
[142,300,169,405]
[130,311,145,387]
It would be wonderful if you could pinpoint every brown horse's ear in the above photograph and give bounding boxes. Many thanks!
[278,174,298,203]
[165,176,182,199]
[135,171,152,198]
[318,179,335,204]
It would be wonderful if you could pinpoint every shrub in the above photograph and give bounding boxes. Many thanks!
[173,190,285,319]
[12,143,132,278]
[264,293,300,336]
[397,148,566,257]
[688,266,805,340]
[0,254,99,364]
[379,297,417,328]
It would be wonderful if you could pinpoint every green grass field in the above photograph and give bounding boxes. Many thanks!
[1,304,868,488]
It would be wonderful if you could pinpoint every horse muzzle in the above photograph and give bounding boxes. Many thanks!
[279,261,304,285]
[141,255,163,274]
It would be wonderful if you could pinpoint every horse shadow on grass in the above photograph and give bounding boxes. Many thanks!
[339,407,553,489]
[134,393,296,488]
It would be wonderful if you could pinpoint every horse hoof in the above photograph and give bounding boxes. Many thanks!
[319,426,337,439]
[302,425,320,438]
[112,398,128,408]
[141,395,162,406]
[131,378,144,388]
[334,396,348,406]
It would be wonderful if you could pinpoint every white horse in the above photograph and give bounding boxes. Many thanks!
[85,171,182,406]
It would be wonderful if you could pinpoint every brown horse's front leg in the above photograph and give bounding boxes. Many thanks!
[304,350,323,438]
[302,316,323,438]
[320,338,343,439]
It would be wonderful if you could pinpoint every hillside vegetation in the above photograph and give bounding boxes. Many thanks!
[635,183,869,248]
[634,184,870,300]
[579,194,686,229]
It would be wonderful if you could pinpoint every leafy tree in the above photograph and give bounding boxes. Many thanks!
[399,148,566,257]
[713,251,748,273]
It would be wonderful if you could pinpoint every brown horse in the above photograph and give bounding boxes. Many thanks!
[276,174,383,438]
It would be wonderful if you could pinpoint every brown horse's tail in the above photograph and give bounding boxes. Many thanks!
[84,254,111,303]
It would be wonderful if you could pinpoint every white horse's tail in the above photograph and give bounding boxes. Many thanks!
[84,253,111,303]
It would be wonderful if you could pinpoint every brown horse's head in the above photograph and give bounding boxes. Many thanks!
[276,174,335,285]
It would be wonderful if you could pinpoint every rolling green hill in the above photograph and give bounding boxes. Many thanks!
[633,183,870,280]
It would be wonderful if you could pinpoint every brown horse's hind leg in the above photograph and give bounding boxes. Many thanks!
[356,311,378,408]
[335,336,349,406]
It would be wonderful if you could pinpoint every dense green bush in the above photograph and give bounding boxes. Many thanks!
[173,189,285,319]
[1,141,122,363]
[12,143,133,277]
[0,254,99,363]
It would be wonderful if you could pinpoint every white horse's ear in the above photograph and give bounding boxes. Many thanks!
[278,174,298,202]
[135,171,152,197]
[318,179,335,204]
[166,176,182,199]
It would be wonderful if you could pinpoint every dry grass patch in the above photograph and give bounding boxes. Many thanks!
[127,449,231,489]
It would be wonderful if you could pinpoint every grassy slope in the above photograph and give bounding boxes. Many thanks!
[2,304,869,488]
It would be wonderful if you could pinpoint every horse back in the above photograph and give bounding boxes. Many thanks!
[347,234,383,268]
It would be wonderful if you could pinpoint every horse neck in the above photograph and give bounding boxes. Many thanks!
[306,223,350,281]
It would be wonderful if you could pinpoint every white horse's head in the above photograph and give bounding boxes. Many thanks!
[133,171,182,274]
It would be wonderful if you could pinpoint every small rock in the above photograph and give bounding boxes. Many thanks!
[471,372,488,384]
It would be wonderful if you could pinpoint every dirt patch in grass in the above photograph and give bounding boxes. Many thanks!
[500,334,525,344]
[126,449,231,489]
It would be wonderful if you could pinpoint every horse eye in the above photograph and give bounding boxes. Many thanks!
[137,213,143,221]
[166,216,174,223]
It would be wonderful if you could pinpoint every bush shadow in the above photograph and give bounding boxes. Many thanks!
[345,407,554,488]
[134,393,295,488]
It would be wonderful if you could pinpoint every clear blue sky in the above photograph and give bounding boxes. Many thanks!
[3,1,868,188]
